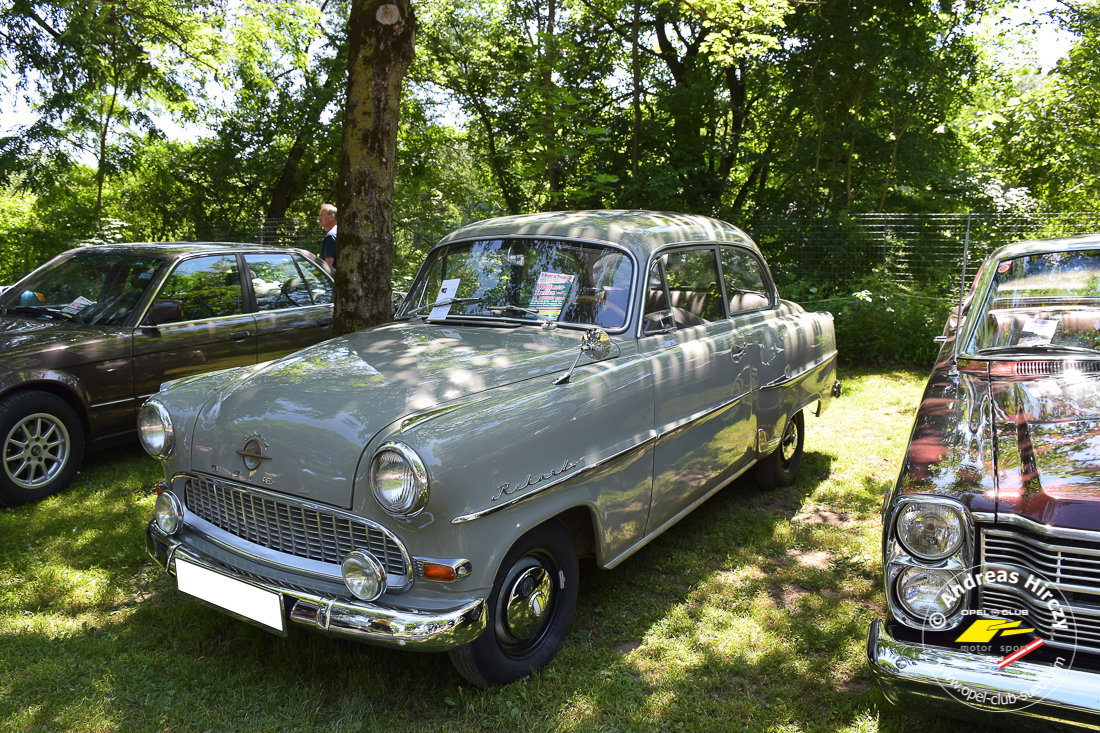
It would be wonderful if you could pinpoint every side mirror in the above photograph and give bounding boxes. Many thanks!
[554,328,614,385]
[144,299,183,326]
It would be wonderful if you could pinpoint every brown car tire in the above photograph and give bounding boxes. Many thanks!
[0,390,85,507]
[448,518,578,686]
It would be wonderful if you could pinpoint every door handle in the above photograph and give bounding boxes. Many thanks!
[230,330,251,340]
[730,345,746,360]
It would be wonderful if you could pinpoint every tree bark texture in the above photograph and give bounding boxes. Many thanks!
[334,0,416,336]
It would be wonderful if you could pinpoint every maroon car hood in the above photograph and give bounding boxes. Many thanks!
[994,373,1100,531]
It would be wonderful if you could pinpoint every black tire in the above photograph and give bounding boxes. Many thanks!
[0,390,85,507]
[754,410,804,489]
[448,519,579,687]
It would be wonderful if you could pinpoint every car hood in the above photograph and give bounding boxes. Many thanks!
[994,372,1100,532]
[0,315,94,351]
[189,321,591,508]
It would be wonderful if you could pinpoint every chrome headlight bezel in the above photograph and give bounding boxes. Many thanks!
[894,565,965,621]
[154,490,184,535]
[895,499,965,561]
[369,442,430,517]
[138,400,174,459]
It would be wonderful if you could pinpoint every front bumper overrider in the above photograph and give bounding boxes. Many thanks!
[868,619,1100,731]
[147,522,486,652]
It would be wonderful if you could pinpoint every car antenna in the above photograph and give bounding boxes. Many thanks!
[949,212,972,378]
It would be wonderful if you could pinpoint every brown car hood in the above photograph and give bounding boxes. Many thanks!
[993,372,1100,531]
[188,321,586,509]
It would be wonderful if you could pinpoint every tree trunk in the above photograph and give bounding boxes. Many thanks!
[333,0,417,336]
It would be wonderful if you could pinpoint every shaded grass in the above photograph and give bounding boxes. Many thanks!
[1,369,996,732]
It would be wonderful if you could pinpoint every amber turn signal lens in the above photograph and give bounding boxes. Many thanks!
[421,563,457,582]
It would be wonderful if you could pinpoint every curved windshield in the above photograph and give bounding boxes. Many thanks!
[0,250,165,326]
[398,238,634,330]
[966,249,1100,355]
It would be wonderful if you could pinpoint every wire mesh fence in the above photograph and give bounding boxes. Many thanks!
[749,212,1100,297]
[187,212,1100,299]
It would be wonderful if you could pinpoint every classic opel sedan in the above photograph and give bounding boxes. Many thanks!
[869,234,1100,728]
[142,210,839,685]
[0,243,334,506]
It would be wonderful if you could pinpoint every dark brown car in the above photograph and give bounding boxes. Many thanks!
[0,243,334,506]
[869,234,1100,729]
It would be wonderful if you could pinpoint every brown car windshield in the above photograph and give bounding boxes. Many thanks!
[399,238,634,330]
[0,251,165,326]
[966,249,1100,355]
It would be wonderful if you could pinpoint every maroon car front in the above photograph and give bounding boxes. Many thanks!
[869,234,1100,729]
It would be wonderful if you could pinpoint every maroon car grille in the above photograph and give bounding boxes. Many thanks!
[182,475,409,580]
[981,528,1100,654]
[1012,361,1100,376]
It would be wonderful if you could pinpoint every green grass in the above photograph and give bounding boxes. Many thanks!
[1,369,995,732]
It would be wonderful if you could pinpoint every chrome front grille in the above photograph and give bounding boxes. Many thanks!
[981,527,1100,654]
[182,474,410,581]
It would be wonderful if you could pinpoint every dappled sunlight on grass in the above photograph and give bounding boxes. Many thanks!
[1,370,1003,732]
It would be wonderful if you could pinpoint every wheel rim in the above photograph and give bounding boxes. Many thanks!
[494,551,559,658]
[780,417,800,469]
[4,412,70,490]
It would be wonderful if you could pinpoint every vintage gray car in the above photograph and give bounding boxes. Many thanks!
[142,210,839,685]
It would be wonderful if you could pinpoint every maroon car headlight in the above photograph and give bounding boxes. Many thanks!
[138,400,174,459]
[896,501,964,561]
[369,442,429,517]
[896,566,963,620]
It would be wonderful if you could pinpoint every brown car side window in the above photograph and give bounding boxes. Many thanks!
[244,253,313,311]
[720,247,771,313]
[154,255,244,323]
[294,255,333,305]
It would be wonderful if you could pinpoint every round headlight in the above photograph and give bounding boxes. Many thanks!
[154,490,183,535]
[369,442,429,516]
[138,401,174,459]
[896,566,963,620]
[341,550,387,601]
[896,501,964,560]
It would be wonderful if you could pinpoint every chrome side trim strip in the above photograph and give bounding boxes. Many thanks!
[760,351,839,391]
[996,512,1100,545]
[451,436,657,524]
[400,402,473,433]
[971,511,996,523]
[603,459,756,569]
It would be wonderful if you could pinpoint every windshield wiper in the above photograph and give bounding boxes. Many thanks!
[487,305,558,329]
[410,296,483,321]
[977,344,1100,356]
[9,306,84,324]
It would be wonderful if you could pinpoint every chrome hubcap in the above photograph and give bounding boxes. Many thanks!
[4,413,70,490]
[780,419,799,466]
[504,566,552,641]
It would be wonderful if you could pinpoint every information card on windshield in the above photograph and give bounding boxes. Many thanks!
[529,272,575,317]
[429,278,461,321]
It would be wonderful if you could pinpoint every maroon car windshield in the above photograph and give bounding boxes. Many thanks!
[0,251,166,326]
[966,249,1100,355]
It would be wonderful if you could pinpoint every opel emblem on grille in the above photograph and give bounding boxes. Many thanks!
[237,433,271,471]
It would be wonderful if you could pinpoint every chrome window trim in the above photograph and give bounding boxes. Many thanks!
[635,243,725,339]
[451,434,657,524]
[996,512,1100,545]
[400,234,640,336]
[174,472,414,588]
[717,243,779,311]
[133,250,250,327]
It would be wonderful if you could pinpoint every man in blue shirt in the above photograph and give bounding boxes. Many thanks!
[318,203,338,270]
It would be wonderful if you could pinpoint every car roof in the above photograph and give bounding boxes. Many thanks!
[68,242,306,259]
[990,233,1100,261]
[438,210,760,260]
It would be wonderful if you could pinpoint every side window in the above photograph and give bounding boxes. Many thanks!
[662,248,725,325]
[244,254,313,311]
[721,247,771,313]
[295,255,333,305]
[154,255,244,323]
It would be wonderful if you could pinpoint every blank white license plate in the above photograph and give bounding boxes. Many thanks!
[176,558,285,633]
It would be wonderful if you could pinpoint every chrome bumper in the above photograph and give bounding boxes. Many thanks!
[868,620,1100,731]
[147,522,486,652]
